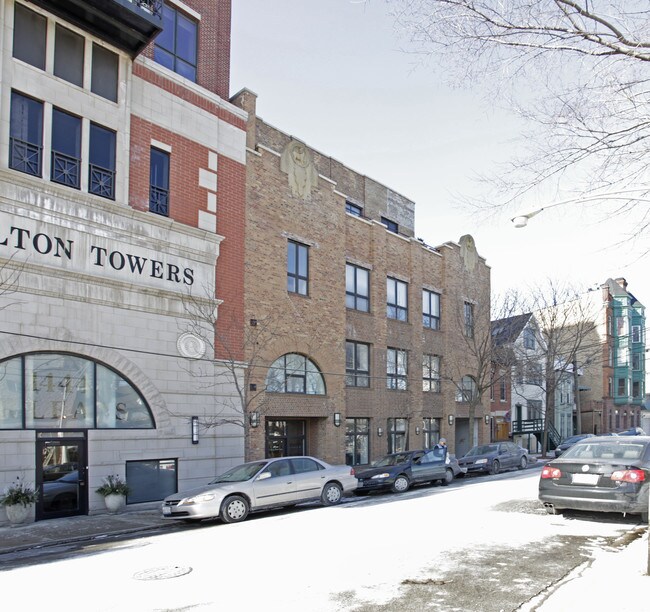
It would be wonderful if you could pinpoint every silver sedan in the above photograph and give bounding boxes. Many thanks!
[162,456,358,523]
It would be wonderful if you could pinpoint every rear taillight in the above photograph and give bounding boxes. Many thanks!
[541,466,562,479]
[611,469,645,484]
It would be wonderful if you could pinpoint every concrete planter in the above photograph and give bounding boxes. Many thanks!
[103,493,126,514]
[5,503,31,525]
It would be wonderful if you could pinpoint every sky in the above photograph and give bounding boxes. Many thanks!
[229,1,650,310]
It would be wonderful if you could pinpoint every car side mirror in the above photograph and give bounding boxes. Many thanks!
[257,472,271,481]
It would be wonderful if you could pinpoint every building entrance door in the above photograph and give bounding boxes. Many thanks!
[35,432,88,521]
[266,420,306,457]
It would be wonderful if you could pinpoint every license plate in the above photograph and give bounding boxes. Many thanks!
[572,473,599,485]
[162,505,171,515]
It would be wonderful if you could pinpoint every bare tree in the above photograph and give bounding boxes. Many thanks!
[391,1,650,232]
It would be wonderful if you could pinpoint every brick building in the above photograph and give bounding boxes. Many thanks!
[0,0,246,523]
[231,89,492,464]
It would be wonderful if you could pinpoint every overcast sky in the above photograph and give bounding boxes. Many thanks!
[230,1,650,314]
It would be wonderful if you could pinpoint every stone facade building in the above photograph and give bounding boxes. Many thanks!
[232,90,492,464]
[0,0,246,523]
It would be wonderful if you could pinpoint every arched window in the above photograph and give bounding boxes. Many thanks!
[265,354,325,395]
[0,353,154,430]
[456,376,477,403]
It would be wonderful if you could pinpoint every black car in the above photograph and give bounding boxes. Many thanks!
[539,436,650,522]
[355,448,457,494]
[457,441,528,475]
[554,434,595,458]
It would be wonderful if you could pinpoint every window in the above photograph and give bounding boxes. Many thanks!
[154,3,198,81]
[631,325,642,343]
[150,148,170,216]
[499,378,507,402]
[9,91,43,177]
[346,341,370,387]
[526,363,543,386]
[91,44,119,102]
[0,353,154,430]
[51,109,81,189]
[126,459,177,504]
[422,289,440,330]
[381,217,398,234]
[265,354,325,395]
[345,418,369,466]
[632,353,641,371]
[346,264,369,312]
[608,377,613,397]
[632,381,641,399]
[422,355,441,392]
[423,417,440,449]
[346,201,362,216]
[387,348,407,390]
[13,3,46,70]
[528,400,542,419]
[617,378,627,397]
[287,241,308,295]
[464,302,474,338]
[54,24,84,87]
[387,277,408,321]
[523,327,536,350]
[456,376,476,402]
[616,345,628,367]
[387,418,407,453]
[89,123,116,199]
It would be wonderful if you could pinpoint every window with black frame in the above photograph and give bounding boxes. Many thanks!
[387,347,407,390]
[346,341,370,387]
[423,417,440,449]
[265,354,325,395]
[89,123,116,199]
[423,289,440,330]
[287,241,309,295]
[9,91,43,177]
[154,3,198,81]
[346,263,369,312]
[464,302,474,338]
[13,3,46,70]
[51,108,81,189]
[345,418,369,466]
[387,277,408,321]
[422,354,440,392]
[150,148,170,216]
[388,418,407,453]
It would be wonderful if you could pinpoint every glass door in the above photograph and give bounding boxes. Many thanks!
[36,432,87,520]
[266,420,306,457]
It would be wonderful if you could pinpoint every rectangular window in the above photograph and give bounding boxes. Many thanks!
[346,264,369,312]
[51,108,81,189]
[632,381,641,399]
[345,418,369,466]
[381,217,398,234]
[387,348,407,390]
[616,345,628,367]
[423,417,440,449]
[154,3,198,81]
[91,44,119,102]
[387,277,408,321]
[632,353,641,371]
[345,201,362,216]
[13,3,46,70]
[523,327,536,349]
[150,148,170,216]
[9,91,43,177]
[89,123,116,199]
[526,363,543,386]
[287,241,308,295]
[346,341,370,388]
[125,459,177,504]
[608,377,613,397]
[631,325,641,343]
[422,289,440,330]
[54,24,84,87]
[499,378,507,402]
[617,378,627,397]
[464,302,474,338]
[422,354,441,393]
[387,418,407,453]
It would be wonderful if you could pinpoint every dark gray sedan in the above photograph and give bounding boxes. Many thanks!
[539,436,650,522]
[457,441,528,475]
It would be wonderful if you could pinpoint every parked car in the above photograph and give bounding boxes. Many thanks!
[355,448,464,495]
[554,433,595,457]
[457,442,528,475]
[615,427,646,436]
[161,456,357,523]
[539,436,650,522]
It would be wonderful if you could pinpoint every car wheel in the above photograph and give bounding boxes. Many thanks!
[221,495,249,523]
[490,460,500,475]
[321,482,343,505]
[518,456,528,470]
[391,475,410,493]
[441,469,453,486]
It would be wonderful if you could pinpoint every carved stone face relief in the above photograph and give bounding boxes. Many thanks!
[280,140,319,200]
[459,234,478,272]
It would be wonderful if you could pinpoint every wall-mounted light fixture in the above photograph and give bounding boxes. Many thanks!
[415,426,421,435]
[333,412,341,427]
[249,411,260,428]
[377,426,383,437]
[485,414,491,425]
[191,416,199,444]
[448,414,454,426]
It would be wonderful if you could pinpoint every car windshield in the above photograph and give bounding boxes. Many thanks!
[211,461,267,483]
[465,445,498,457]
[374,453,411,467]
[562,442,646,461]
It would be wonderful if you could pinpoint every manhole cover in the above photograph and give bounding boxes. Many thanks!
[133,566,193,581]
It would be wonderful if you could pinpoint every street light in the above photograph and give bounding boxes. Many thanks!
[511,189,650,228]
